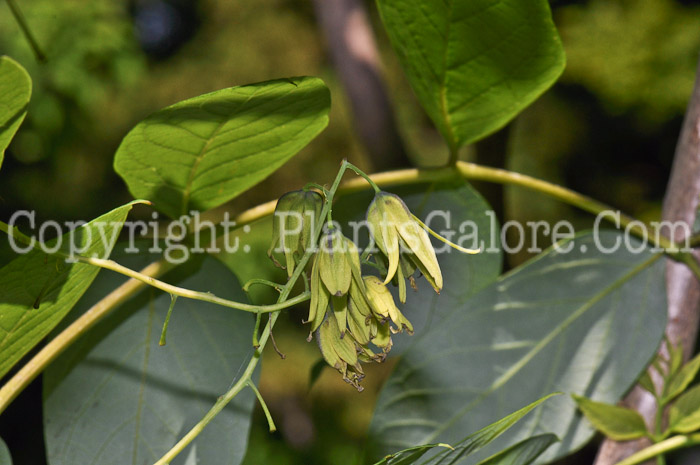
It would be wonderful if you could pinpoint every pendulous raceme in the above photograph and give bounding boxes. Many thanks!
[269,189,442,391]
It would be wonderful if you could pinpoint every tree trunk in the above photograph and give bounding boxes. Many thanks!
[313,0,410,170]
[593,57,700,465]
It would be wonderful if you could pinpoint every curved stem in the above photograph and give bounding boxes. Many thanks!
[411,213,480,254]
[243,278,283,294]
[154,313,278,465]
[81,257,310,314]
[344,160,381,193]
[614,434,700,465]
[454,162,672,246]
[247,380,276,432]
[453,161,700,280]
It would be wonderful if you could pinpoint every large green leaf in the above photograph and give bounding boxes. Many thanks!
[44,251,256,465]
[0,202,140,378]
[368,231,666,464]
[114,76,330,219]
[0,437,10,465]
[376,0,565,150]
[0,56,31,170]
[333,180,502,354]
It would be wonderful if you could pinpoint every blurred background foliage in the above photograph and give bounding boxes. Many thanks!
[1,0,700,463]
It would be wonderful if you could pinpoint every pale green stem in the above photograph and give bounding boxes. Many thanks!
[303,182,327,195]
[243,278,283,294]
[251,312,262,349]
[614,434,700,465]
[82,257,310,313]
[344,161,381,193]
[453,162,700,280]
[159,294,178,346]
[454,162,670,246]
[154,159,352,464]
[411,213,480,254]
[247,380,276,432]
[153,313,277,465]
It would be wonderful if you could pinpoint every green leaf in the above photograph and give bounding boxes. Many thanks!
[376,0,565,150]
[572,395,648,441]
[423,394,559,465]
[669,340,684,378]
[114,76,330,219]
[372,443,453,465]
[374,394,558,465]
[664,353,700,403]
[0,437,11,465]
[0,56,31,170]
[0,201,141,379]
[44,251,255,465]
[476,434,558,465]
[638,370,656,396]
[669,384,700,433]
[368,231,666,463]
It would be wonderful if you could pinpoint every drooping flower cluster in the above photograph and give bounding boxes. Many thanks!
[269,190,443,391]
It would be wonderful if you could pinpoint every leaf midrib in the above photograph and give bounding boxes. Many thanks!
[418,252,663,444]
[438,0,457,152]
[179,89,259,216]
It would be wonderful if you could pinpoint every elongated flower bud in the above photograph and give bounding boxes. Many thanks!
[306,253,330,336]
[317,229,362,296]
[268,190,323,277]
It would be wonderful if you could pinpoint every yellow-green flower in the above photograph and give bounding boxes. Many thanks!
[317,314,365,391]
[366,192,442,295]
[306,229,365,336]
[363,275,413,335]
